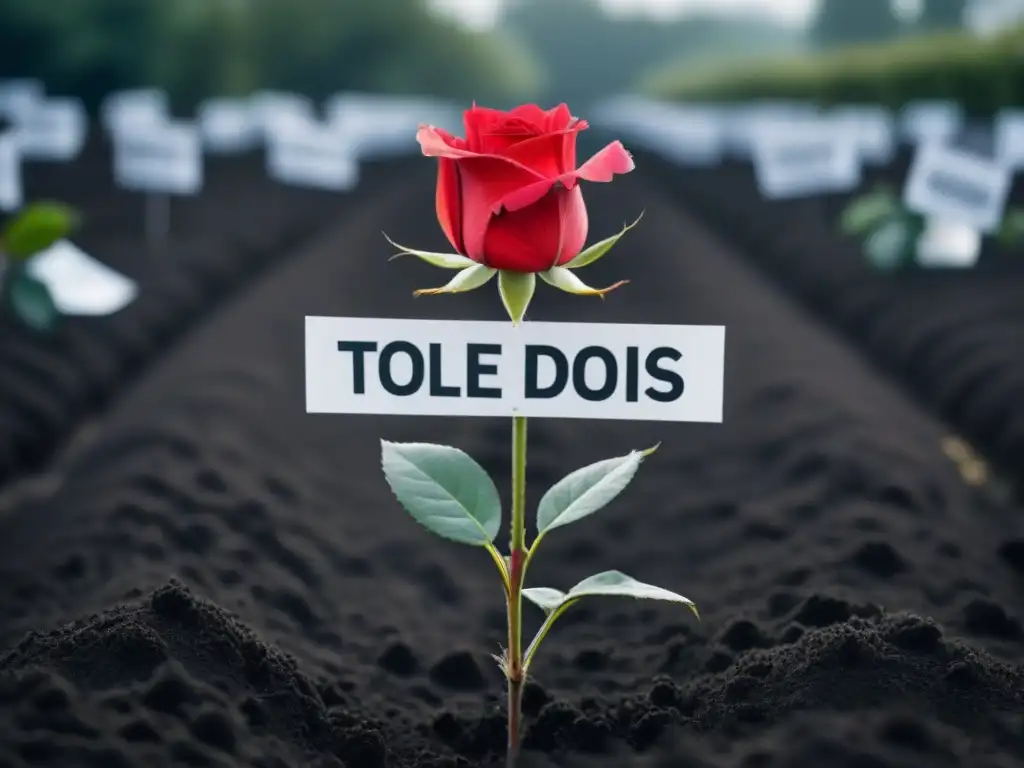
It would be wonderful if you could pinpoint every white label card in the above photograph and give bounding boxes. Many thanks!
[305,316,726,422]
[113,121,203,195]
[752,124,861,199]
[903,142,1010,233]
[15,97,88,161]
[26,240,137,315]
[0,131,21,212]
[266,117,359,191]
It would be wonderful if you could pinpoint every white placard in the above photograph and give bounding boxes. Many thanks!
[101,89,168,136]
[653,106,723,166]
[0,79,44,121]
[266,117,358,191]
[900,101,962,146]
[995,109,1024,168]
[723,101,821,157]
[751,122,861,199]
[327,93,458,159]
[113,120,203,195]
[915,218,982,268]
[0,131,21,212]
[305,316,725,422]
[903,142,1010,232]
[829,105,895,165]
[14,97,88,161]
[197,98,258,153]
[250,91,315,140]
[26,240,137,315]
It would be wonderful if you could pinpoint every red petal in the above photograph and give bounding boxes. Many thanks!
[435,158,463,253]
[481,188,564,272]
[554,186,588,267]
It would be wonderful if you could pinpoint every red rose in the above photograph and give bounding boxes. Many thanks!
[416,103,635,274]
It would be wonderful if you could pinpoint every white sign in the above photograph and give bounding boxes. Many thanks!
[995,109,1024,168]
[829,105,895,165]
[101,89,168,136]
[900,101,962,146]
[751,122,861,199]
[915,218,982,268]
[903,143,1010,233]
[724,102,821,157]
[113,121,203,195]
[652,106,723,166]
[198,98,258,153]
[14,97,88,161]
[0,79,44,121]
[327,93,458,159]
[306,316,725,422]
[27,240,137,315]
[250,91,315,140]
[266,117,358,191]
[0,131,21,212]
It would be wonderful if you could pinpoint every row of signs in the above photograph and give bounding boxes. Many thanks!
[595,96,1018,267]
[0,79,463,201]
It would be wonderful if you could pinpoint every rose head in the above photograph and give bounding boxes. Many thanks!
[417,103,635,273]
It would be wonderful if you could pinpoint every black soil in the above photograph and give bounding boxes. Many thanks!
[0,132,404,489]
[1,157,1023,767]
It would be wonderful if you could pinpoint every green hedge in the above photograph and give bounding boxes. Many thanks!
[645,24,1024,115]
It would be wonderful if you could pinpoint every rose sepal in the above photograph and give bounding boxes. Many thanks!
[413,264,496,296]
[539,267,628,297]
[383,232,477,270]
[561,212,643,270]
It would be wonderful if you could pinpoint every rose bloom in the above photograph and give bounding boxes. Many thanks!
[416,103,635,274]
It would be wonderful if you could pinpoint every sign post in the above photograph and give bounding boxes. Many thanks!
[112,120,203,254]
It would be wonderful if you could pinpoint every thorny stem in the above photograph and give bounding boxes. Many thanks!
[506,415,528,766]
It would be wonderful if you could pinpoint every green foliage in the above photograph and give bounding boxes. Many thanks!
[1,202,78,261]
[812,0,902,50]
[5,267,59,331]
[0,0,542,113]
[648,22,1024,116]
[380,441,502,546]
[506,0,802,110]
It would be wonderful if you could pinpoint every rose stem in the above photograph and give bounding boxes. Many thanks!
[507,414,528,766]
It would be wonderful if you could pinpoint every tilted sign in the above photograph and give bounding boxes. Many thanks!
[903,142,1010,233]
[27,240,137,315]
[306,317,725,423]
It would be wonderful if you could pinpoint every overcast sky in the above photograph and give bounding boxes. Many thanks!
[429,0,819,30]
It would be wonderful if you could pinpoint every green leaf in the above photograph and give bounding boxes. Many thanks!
[536,445,657,536]
[863,215,916,271]
[560,570,698,615]
[1,202,79,261]
[522,570,698,672]
[998,208,1024,248]
[561,213,642,269]
[383,232,476,269]
[380,440,501,545]
[839,189,898,237]
[539,266,629,297]
[8,271,59,332]
[519,587,565,613]
[413,264,496,296]
[498,270,535,326]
